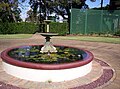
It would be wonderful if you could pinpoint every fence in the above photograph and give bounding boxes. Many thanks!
[70,9,120,34]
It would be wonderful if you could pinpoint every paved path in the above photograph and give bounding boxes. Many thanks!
[0,34,120,89]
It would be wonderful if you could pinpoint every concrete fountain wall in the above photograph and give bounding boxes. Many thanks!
[1,45,93,82]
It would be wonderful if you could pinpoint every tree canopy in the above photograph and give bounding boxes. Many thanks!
[27,0,88,22]
[0,0,22,22]
[25,0,88,33]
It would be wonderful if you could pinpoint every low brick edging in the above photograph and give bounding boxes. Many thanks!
[72,69,114,89]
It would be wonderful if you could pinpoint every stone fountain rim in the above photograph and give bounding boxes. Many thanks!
[1,45,94,70]
[40,33,58,37]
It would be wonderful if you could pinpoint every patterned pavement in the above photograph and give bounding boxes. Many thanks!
[0,34,120,89]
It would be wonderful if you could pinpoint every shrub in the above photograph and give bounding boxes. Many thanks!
[0,22,38,34]
[114,29,120,36]
[49,22,68,35]
[0,22,68,35]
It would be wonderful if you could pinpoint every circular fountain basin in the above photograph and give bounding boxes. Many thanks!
[1,45,93,82]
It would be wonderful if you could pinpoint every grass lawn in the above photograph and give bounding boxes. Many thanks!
[58,36,120,44]
[0,34,33,39]
[0,34,120,44]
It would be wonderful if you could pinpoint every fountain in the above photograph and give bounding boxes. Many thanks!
[1,33,93,82]
[40,33,58,53]
[44,20,51,32]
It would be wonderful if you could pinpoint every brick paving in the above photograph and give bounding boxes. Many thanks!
[0,34,120,89]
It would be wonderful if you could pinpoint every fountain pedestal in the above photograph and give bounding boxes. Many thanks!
[40,33,58,53]
[44,20,51,32]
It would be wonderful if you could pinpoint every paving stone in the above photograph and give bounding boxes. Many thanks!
[103,83,120,89]
[0,34,119,89]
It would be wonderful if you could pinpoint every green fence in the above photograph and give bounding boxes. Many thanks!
[70,9,120,34]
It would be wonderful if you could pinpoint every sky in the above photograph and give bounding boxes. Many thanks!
[19,0,110,21]
[19,0,30,21]
[86,0,110,8]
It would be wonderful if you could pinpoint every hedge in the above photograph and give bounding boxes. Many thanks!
[114,29,120,36]
[49,22,68,35]
[0,22,38,34]
[0,22,68,35]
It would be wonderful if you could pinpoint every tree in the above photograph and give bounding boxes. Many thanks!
[109,0,120,10]
[27,0,88,33]
[0,0,22,22]
[25,9,38,22]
